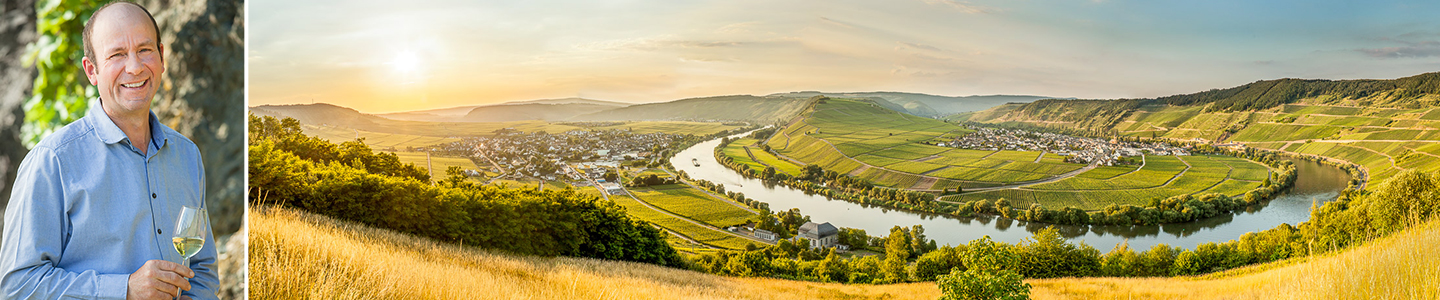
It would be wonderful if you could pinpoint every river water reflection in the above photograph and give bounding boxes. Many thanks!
[671,132,1352,250]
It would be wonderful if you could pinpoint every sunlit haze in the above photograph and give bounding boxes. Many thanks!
[250,0,1440,113]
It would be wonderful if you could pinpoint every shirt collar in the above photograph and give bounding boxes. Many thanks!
[88,99,168,150]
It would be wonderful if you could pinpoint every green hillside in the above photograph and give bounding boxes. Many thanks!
[734,97,1274,212]
[955,72,1440,184]
[768,91,1056,117]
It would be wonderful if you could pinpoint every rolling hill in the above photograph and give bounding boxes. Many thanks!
[250,103,405,131]
[953,72,1440,183]
[769,91,1058,117]
[458,103,625,122]
[379,98,630,122]
[572,95,811,123]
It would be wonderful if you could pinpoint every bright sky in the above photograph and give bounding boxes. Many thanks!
[249,0,1440,113]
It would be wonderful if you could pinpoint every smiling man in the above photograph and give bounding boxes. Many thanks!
[0,2,217,300]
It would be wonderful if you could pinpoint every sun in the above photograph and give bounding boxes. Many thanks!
[392,50,421,76]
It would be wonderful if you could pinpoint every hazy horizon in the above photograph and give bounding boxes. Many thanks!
[250,0,1440,113]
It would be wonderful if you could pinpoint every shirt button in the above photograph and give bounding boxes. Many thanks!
[151,193,157,198]
[157,229,162,234]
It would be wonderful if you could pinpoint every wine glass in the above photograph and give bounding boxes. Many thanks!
[172,206,208,268]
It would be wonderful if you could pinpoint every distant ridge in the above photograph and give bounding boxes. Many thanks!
[765,91,1060,117]
[570,95,811,123]
[957,72,1440,130]
[250,103,396,129]
[270,91,1063,125]
[379,97,628,122]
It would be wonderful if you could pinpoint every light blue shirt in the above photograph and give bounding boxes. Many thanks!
[1,102,218,300]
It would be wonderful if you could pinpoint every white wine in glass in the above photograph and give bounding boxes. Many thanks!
[172,206,208,267]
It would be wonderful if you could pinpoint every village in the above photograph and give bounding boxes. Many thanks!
[939,126,1190,166]
[427,128,688,185]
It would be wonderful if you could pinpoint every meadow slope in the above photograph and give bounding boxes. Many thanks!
[251,204,1437,300]
[249,206,937,300]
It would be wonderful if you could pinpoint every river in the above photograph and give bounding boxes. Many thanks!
[670,132,1352,250]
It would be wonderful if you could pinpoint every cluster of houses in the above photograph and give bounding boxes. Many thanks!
[437,128,686,180]
[942,127,1189,166]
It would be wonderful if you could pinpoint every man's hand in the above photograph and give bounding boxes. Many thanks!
[126,260,194,300]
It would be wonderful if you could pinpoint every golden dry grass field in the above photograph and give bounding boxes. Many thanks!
[249,206,937,300]
[250,204,1437,300]
[1030,219,1440,300]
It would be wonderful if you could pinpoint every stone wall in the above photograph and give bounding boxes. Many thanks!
[0,0,34,219]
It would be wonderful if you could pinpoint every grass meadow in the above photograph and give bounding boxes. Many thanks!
[1028,218,1440,300]
[250,206,938,300]
[251,204,1438,299]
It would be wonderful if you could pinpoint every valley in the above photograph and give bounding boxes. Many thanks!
[248,73,1438,299]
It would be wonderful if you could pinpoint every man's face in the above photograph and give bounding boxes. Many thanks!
[82,4,163,116]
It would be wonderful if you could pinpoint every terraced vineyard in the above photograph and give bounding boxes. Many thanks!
[1241,106,1440,182]
[963,90,1440,185]
[756,98,1082,190]
[942,155,1270,210]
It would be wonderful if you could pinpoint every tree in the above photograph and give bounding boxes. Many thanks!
[937,236,1031,300]
[880,226,911,283]
[910,224,933,257]
[26,0,104,146]
[912,246,963,281]
[814,248,847,282]
[443,166,468,187]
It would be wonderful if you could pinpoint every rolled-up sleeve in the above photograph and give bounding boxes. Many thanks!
[1,147,129,299]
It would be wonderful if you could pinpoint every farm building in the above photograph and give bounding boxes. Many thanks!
[599,182,626,195]
[797,222,839,249]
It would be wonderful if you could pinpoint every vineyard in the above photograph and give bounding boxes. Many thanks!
[949,155,1269,210]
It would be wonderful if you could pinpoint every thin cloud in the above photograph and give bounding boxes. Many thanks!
[818,17,854,29]
[1358,41,1440,58]
[919,0,995,14]
[897,42,943,51]
[716,21,762,34]
[577,36,763,51]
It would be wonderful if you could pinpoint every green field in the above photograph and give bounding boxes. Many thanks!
[629,185,757,228]
[947,155,1268,210]
[393,151,481,172]
[757,98,1086,188]
[306,125,461,149]
[720,138,806,176]
[720,138,768,172]
[491,179,574,191]
[748,148,805,176]
[583,187,758,250]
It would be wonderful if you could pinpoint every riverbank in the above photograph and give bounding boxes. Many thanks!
[671,130,1353,250]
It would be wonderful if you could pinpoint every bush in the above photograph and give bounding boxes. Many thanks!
[937,236,1031,300]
